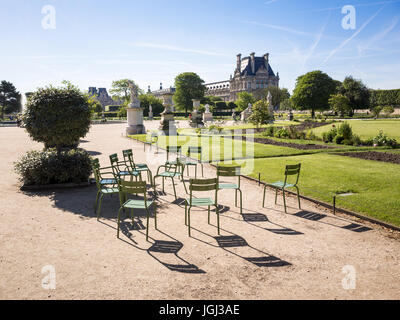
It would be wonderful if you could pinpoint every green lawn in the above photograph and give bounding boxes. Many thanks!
[312,119,400,140]
[217,153,400,226]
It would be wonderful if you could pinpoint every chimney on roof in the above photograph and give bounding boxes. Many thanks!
[236,54,242,71]
[250,52,255,74]
[264,53,269,70]
[160,82,162,90]
[147,85,151,93]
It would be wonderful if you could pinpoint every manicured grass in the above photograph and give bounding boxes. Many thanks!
[312,119,400,141]
[218,153,400,226]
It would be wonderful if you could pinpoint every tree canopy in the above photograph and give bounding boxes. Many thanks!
[291,70,337,117]
[110,79,143,104]
[338,76,370,115]
[0,80,21,118]
[235,92,256,112]
[173,72,205,115]
[254,86,290,108]
[248,100,273,128]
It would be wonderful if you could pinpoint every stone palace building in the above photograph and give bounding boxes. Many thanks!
[205,52,279,101]
[88,87,122,108]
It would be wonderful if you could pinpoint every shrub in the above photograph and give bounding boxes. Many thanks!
[275,128,290,139]
[373,131,398,148]
[322,126,337,143]
[337,122,353,140]
[306,130,317,140]
[23,83,91,151]
[351,134,362,146]
[334,134,344,145]
[14,148,92,186]
[263,126,276,137]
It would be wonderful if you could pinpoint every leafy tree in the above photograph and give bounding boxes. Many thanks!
[372,106,383,118]
[0,80,21,119]
[23,82,91,152]
[254,87,290,108]
[328,94,351,117]
[291,70,337,118]
[338,76,370,115]
[279,98,293,111]
[87,95,103,117]
[173,72,205,115]
[382,105,395,115]
[110,79,144,103]
[235,92,256,112]
[139,94,164,116]
[248,100,273,128]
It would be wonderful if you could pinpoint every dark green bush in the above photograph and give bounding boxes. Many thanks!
[23,84,91,151]
[322,126,337,142]
[14,148,92,186]
[337,122,353,140]
[263,126,276,137]
[275,128,290,139]
[373,131,398,148]
[334,134,344,145]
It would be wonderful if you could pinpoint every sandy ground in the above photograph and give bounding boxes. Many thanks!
[0,123,399,300]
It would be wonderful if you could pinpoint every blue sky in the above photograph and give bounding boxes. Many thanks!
[1,0,399,98]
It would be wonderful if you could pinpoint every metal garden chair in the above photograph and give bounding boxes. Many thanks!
[91,159,119,220]
[262,163,301,213]
[153,159,187,200]
[117,180,156,241]
[144,132,158,152]
[185,178,219,236]
[122,149,153,187]
[109,153,141,181]
[217,165,243,214]
[184,146,204,178]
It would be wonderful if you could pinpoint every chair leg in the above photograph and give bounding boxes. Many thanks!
[275,188,278,204]
[117,207,123,238]
[296,186,301,209]
[188,207,191,236]
[235,189,237,207]
[145,208,150,241]
[171,178,177,200]
[154,204,158,230]
[162,177,165,192]
[262,186,266,207]
[94,191,100,214]
[216,204,220,235]
[131,209,134,228]
[201,164,204,177]
[97,194,104,220]
[185,202,188,226]
[208,205,211,224]
[282,188,287,213]
[182,177,188,194]
[238,188,243,214]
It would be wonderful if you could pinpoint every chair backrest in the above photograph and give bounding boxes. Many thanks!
[187,146,202,156]
[284,163,301,185]
[217,165,241,177]
[189,178,218,192]
[91,158,100,171]
[118,180,147,197]
[109,153,119,165]
[167,145,181,154]
[151,133,158,143]
[122,149,134,165]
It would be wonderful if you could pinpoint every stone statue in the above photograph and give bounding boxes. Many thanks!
[205,104,210,113]
[127,80,138,105]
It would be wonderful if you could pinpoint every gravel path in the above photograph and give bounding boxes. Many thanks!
[0,123,399,300]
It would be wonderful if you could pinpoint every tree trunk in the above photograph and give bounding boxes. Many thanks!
[311,109,315,118]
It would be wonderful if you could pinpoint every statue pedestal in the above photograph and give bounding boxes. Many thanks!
[203,112,213,123]
[159,111,177,135]
[189,111,204,128]
[126,107,146,135]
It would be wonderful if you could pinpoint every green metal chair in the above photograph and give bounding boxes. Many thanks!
[122,149,153,187]
[217,165,243,214]
[153,159,187,200]
[144,133,158,152]
[91,159,119,220]
[185,178,219,236]
[91,158,117,187]
[184,146,204,178]
[262,163,301,213]
[109,153,141,181]
[117,180,156,241]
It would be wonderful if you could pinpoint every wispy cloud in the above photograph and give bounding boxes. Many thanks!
[132,42,229,57]
[322,6,386,64]
[357,15,400,55]
[303,0,400,13]
[265,0,278,4]
[242,20,316,37]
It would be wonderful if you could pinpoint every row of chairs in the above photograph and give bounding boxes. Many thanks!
[91,147,302,240]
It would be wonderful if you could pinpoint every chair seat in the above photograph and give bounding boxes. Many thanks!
[118,171,140,177]
[100,179,117,185]
[101,187,119,194]
[136,167,150,172]
[185,161,198,166]
[186,197,215,206]
[218,183,238,190]
[267,181,295,188]
[122,199,154,209]
[159,171,181,178]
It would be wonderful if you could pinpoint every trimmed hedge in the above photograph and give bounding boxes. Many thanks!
[14,149,92,186]
[370,89,400,107]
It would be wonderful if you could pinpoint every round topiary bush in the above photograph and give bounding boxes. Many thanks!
[14,148,92,186]
[23,84,91,150]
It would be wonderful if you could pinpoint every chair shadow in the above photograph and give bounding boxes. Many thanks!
[292,210,373,233]
[190,227,291,268]
[87,151,102,156]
